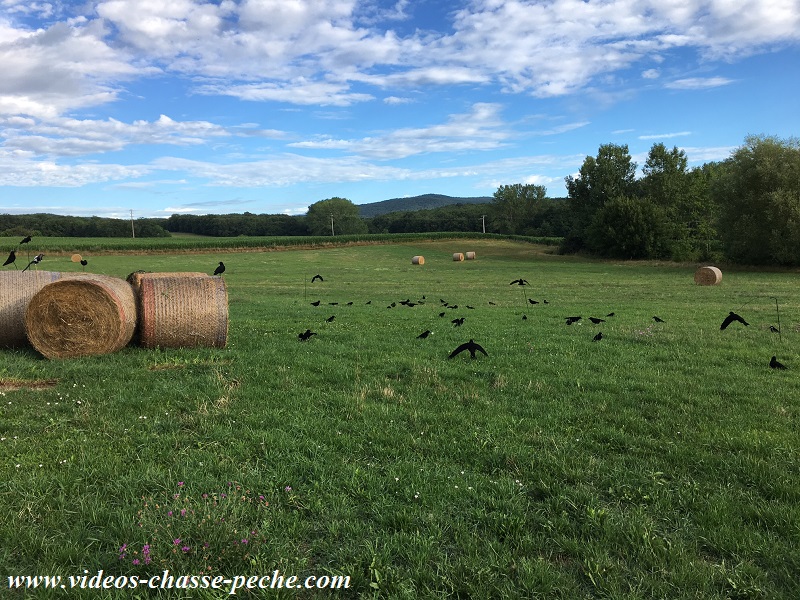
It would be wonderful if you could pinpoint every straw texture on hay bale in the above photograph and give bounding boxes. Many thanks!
[0,271,63,348]
[453,253,465,262]
[465,251,476,260]
[24,274,137,359]
[411,255,425,265]
[132,273,228,349]
[694,266,722,286]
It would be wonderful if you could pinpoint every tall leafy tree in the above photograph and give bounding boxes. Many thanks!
[714,135,800,264]
[490,183,547,234]
[306,197,368,236]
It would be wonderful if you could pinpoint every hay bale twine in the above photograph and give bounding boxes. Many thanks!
[132,273,228,349]
[465,251,477,260]
[24,274,137,359]
[411,255,425,265]
[453,253,465,262]
[694,266,722,286]
[0,271,63,348]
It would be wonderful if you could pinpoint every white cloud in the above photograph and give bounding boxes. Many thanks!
[638,131,692,140]
[642,68,660,79]
[665,77,736,89]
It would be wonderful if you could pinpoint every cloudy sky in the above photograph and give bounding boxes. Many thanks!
[0,0,798,219]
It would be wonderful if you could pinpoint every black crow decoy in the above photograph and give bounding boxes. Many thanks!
[346,301,353,306]
[522,314,527,320]
[652,316,665,323]
[80,259,88,267]
[417,330,432,339]
[770,356,787,370]
[310,300,321,306]
[606,312,615,317]
[298,329,317,341]
[452,317,465,327]
[593,331,603,342]
[528,299,539,305]
[2,250,16,268]
[19,235,31,245]
[326,315,335,322]
[22,253,43,272]
[328,302,338,305]
[466,305,475,309]
[311,274,323,283]
[769,325,780,334]
[439,312,446,317]
[510,278,529,286]
[720,311,749,330]
[589,317,605,324]
[448,339,488,359]
[565,316,582,325]
[213,262,225,275]
[488,301,496,306]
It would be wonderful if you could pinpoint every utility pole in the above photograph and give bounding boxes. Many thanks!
[481,215,486,234]
[130,209,135,238]
[330,213,335,236]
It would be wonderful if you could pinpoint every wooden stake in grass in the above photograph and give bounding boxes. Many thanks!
[771,296,782,344]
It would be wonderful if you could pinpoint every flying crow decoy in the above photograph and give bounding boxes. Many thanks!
[452,317,465,327]
[2,250,16,268]
[417,330,432,339]
[720,311,749,330]
[298,329,317,341]
[593,331,603,342]
[22,253,43,272]
[653,316,665,323]
[310,300,321,306]
[770,356,787,370]
[769,325,780,334]
[565,316,582,325]
[589,317,605,324]
[19,236,31,245]
[606,312,615,317]
[213,262,225,276]
[510,278,529,286]
[326,315,335,322]
[311,274,323,283]
[448,339,488,359]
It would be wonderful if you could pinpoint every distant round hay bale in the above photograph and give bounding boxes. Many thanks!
[24,274,137,359]
[452,253,465,262]
[0,271,63,348]
[694,266,722,286]
[70,253,82,263]
[465,251,476,260]
[131,273,228,349]
[411,255,425,265]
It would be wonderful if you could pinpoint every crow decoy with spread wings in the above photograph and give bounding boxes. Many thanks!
[720,311,749,330]
[311,274,323,283]
[510,278,529,286]
[213,262,225,276]
[452,317,465,327]
[448,339,488,359]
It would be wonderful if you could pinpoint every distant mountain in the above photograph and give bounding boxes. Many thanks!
[357,193,492,217]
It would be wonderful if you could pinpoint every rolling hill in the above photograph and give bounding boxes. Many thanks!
[356,193,492,217]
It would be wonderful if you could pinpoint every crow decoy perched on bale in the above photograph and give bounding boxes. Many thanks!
[213,261,225,275]
[720,311,749,330]
[770,356,787,370]
[448,339,488,359]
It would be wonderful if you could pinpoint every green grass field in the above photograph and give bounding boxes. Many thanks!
[2,238,799,598]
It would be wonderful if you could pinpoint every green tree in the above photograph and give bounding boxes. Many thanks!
[306,197,368,236]
[714,135,800,264]
[585,196,669,259]
[563,143,637,252]
[490,183,547,235]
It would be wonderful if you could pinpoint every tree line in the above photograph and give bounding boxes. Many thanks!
[3,134,798,265]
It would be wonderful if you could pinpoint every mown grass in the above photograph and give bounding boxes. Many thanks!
[1,238,799,599]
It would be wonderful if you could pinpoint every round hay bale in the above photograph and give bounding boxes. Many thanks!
[411,255,425,265]
[71,253,82,263]
[24,274,137,359]
[694,266,722,286]
[452,253,465,262]
[133,273,228,349]
[0,271,63,348]
[126,271,206,287]
[465,251,476,260]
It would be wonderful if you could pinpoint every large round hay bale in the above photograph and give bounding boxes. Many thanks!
[24,274,137,359]
[132,273,228,349]
[465,251,476,260]
[452,253,465,262]
[694,266,722,286]
[411,255,425,265]
[0,271,63,348]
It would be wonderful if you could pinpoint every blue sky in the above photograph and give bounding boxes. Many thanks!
[0,0,798,219]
